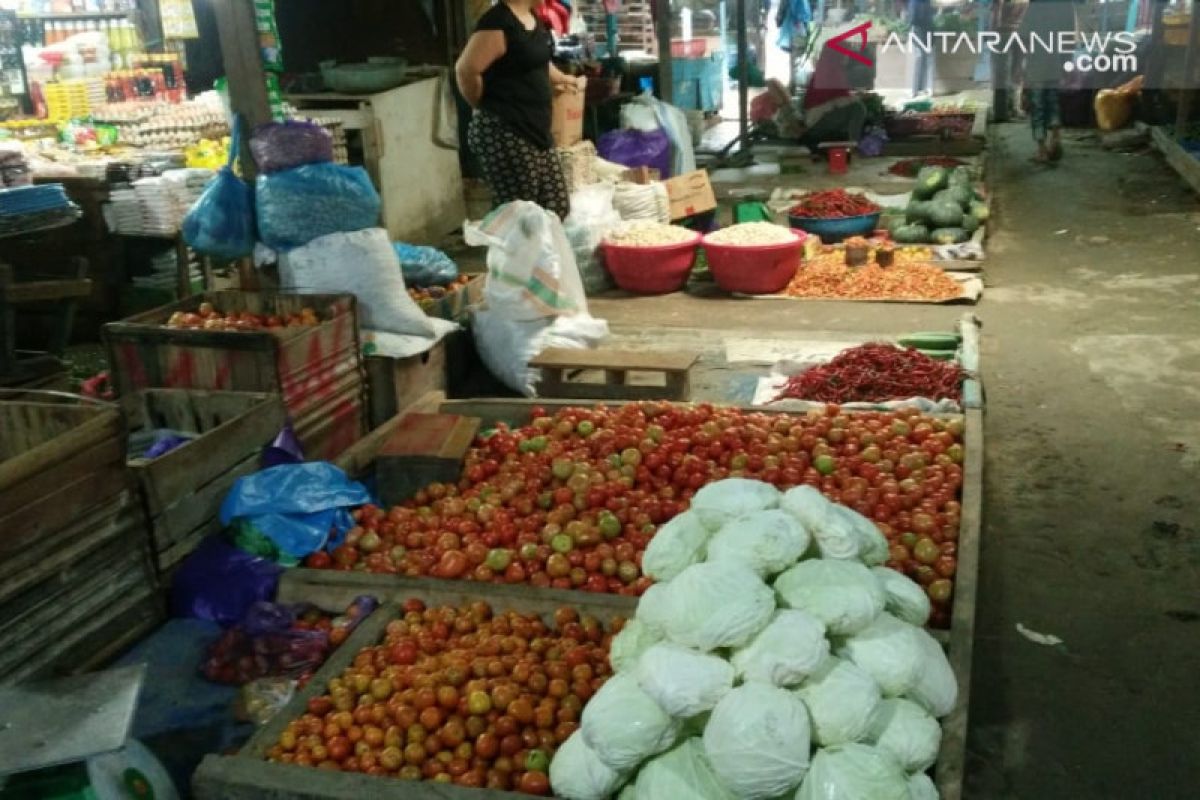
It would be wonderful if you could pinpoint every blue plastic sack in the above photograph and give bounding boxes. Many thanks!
[394,242,459,287]
[219,462,372,558]
[597,128,672,181]
[182,117,256,259]
[169,536,284,625]
[256,163,381,251]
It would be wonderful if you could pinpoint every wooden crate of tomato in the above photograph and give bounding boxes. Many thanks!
[124,388,286,579]
[0,394,162,682]
[103,291,367,462]
[410,274,484,323]
[192,577,632,798]
[290,396,982,800]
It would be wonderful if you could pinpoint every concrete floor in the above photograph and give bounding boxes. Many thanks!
[590,123,1200,798]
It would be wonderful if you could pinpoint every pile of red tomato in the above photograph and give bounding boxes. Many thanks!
[305,402,964,628]
[266,599,618,793]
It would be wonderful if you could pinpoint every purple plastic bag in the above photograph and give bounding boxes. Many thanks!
[597,128,672,179]
[250,121,334,174]
[144,434,191,459]
[169,536,284,625]
[261,420,304,468]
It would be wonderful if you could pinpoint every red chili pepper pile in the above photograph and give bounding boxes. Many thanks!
[788,189,882,219]
[774,343,964,403]
[887,156,967,177]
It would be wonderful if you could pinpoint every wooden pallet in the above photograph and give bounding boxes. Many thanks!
[531,347,699,401]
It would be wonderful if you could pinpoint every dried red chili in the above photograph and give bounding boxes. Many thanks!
[788,189,882,219]
[773,343,965,403]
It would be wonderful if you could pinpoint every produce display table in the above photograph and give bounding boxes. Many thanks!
[530,347,700,401]
[102,290,367,462]
[0,394,162,682]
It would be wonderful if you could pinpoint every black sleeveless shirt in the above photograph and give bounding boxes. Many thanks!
[475,2,554,150]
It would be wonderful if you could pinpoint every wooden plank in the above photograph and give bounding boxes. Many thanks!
[147,453,259,558]
[0,434,124,515]
[530,347,698,372]
[5,278,93,303]
[0,403,121,493]
[0,466,132,551]
[933,407,983,800]
[533,380,687,402]
[128,390,284,515]
[211,0,271,166]
[1150,125,1200,197]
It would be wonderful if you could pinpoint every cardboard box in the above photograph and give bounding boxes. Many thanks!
[664,170,717,220]
[551,77,587,148]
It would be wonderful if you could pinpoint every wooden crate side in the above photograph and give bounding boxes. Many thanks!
[277,570,637,619]
[0,489,139,601]
[364,340,447,429]
[292,377,368,462]
[129,390,284,515]
[0,401,102,459]
[0,404,123,496]
[146,453,259,563]
[104,332,280,396]
[0,433,125,515]
[933,407,983,800]
[155,515,222,574]
[0,466,132,553]
[332,409,413,478]
[283,351,364,421]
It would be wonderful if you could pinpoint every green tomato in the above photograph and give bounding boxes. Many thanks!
[551,458,574,480]
[814,454,836,475]
[576,420,595,437]
[525,749,550,773]
[485,548,512,571]
[550,533,575,554]
[527,435,548,452]
[598,513,621,539]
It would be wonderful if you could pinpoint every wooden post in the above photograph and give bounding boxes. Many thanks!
[1175,6,1200,139]
[655,0,673,102]
[736,0,749,150]
[211,0,272,177]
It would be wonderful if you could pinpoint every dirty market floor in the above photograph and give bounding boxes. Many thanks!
[590,123,1200,798]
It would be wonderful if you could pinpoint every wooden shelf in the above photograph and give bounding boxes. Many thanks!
[17,11,130,19]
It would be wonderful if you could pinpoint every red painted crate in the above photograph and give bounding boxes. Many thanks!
[102,291,367,461]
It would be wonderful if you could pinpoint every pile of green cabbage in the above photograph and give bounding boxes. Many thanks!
[548,478,956,800]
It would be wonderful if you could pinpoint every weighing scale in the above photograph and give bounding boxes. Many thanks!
[0,666,178,800]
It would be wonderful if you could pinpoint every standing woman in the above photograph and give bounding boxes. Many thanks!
[456,0,577,219]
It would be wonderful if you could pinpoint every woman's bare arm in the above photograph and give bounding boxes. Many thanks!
[455,30,506,108]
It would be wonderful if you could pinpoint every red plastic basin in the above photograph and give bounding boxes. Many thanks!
[603,232,703,295]
[702,229,806,294]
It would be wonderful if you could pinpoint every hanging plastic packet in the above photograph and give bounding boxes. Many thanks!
[254,0,283,72]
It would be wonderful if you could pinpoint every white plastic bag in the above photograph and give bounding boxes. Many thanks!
[702,683,812,800]
[836,505,890,566]
[610,619,665,673]
[705,509,811,578]
[465,202,609,395]
[641,510,712,582]
[864,698,941,773]
[635,582,672,635]
[839,613,925,698]
[279,229,459,351]
[794,743,910,800]
[550,730,629,800]
[633,738,736,800]
[612,180,671,223]
[871,567,932,627]
[636,643,734,718]
[581,673,681,771]
[690,478,782,531]
[780,484,831,531]
[656,561,776,651]
[776,559,886,636]
[905,628,958,718]
[907,772,939,800]
[565,183,622,295]
[795,657,882,747]
[731,609,830,688]
[621,92,697,176]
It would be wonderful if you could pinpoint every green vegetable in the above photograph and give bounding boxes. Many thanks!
[930,227,969,245]
[969,200,989,221]
[927,201,964,228]
[960,214,980,234]
[914,166,949,198]
[905,200,932,223]
[951,165,972,183]
[898,332,961,350]
[947,184,973,207]
[892,223,930,244]
[917,349,958,362]
[885,214,908,236]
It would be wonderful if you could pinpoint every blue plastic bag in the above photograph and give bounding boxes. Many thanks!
[169,536,284,625]
[219,462,372,558]
[394,242,459,287]
[597,128,672,180]
[182,116,256,259]
[256,163,381,251]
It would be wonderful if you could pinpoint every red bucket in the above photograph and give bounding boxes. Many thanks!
[602,232,703,294]
[827,146,850,175]
[702,230,806,295]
